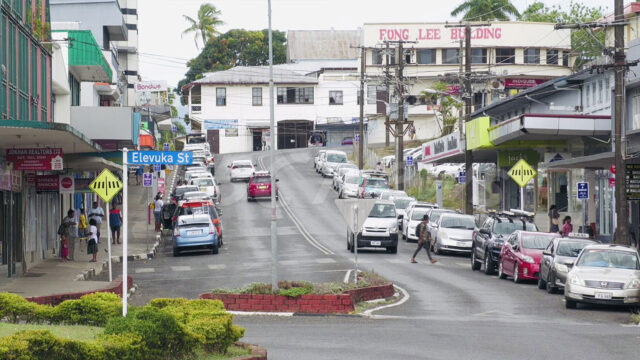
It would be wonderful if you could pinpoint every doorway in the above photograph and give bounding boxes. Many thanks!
[277,120,313,149]
[252,129,263,151]
[206,130,220,154]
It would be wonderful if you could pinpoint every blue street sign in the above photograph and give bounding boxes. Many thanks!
[355,134,360,144]
[143,173,153,187]
[128,151,193,165]
[459,171,466,184]
[153,164,161,172]
[406,156,414,166]
[171,125,177,134]
[577,182,589,200]
[163,143,170,151]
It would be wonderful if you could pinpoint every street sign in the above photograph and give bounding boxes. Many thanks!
[459,171,466,184]
[355,134,360,144]
[577,182,589,200]
[171,125,177,134]
[406,156,414,166]
[127,151,193,165]
[143,173,153,187]
[508,159,536,188]
[163,143,170,151]
[89,169,123,203]
[625,164,640,200]
[153,164,161,172]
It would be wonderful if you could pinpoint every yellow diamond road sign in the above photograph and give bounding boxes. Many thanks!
[89,169,123,203]
[508,159,537,188]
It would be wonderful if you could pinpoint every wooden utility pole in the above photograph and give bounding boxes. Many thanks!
[384,42,391,147]
[395,40,405,190]
[359,46,366,170]
[613,0,627,244]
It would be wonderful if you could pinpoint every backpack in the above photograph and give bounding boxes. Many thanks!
[57,223,67,236]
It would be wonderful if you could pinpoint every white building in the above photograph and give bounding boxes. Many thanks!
[361,22,575,145]
[117,0,140,107]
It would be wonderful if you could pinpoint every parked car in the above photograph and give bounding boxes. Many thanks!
[347,200,398,253]
[190,175,221,204]
[314,150,327,172]
[402,206,452,242]
[172,214,219,256]
[498,231,557,283]
[564,244,640,309]
[247,171,278,201]
[538,234,597,293]
[379,190,408,201]
[228,160,256,182]
[390,196,415,230]
[171,185,199,204]
[432,213,476,254]
[341,137,354,146]
[471,211,538,275]
[338,172,360,199]
[333,163,358,191]
[179,191,211,206]
[357,171,390,198]
[320,150,348,177]
[173,200,223,244]
[424,208,455,241]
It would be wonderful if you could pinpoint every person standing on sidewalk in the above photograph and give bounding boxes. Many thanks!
[109,205,122,244]
[78,208,88,243]
[153,193,164,232]
[410,214,437,264]
[62,209,77,261]
[88,201,104,242]
[87,219,98,262]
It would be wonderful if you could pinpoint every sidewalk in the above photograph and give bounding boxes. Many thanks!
[0,174,172,298]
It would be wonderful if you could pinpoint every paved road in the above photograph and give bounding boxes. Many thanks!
[127,148,640,358]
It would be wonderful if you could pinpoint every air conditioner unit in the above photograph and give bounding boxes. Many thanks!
[489,80,504,91]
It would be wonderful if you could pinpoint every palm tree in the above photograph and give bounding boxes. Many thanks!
[182,3,224,49]
[451,0,520,21]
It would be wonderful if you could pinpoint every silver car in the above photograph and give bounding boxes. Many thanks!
[565,244,640,309]
[432,214,476,254]
[338,172,360,199]
[333,163,358,191]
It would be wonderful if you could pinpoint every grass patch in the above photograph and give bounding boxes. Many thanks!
[631,313,640,325]
[195,344,252,360]
[0,322,103,341]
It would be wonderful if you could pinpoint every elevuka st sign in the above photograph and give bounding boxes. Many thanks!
[6,148,64,171]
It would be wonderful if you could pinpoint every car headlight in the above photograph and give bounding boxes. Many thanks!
[519,255,535,264]
[569,274,585,286]
[625,279,640,289]
[554,263,569,273]
[388,226,398,234]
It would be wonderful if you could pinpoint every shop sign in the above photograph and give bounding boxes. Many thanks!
[625,164,640,200]
[422,132,465,163]
[6,148,64,171]
[25,172,36,185]
[59,175,75,194]
[204,119,238,130]
[225,128,239,137]
[498,150,539,168]
[11,171,21,192]
[466,117,493,150]
[504,79,547,89]
[377,26,503,42]
[0,159,11,191]
[36,175,59,192]
[158,178,165,194]
[134,80,167,93]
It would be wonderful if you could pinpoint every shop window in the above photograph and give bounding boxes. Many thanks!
[252,87,262,106]
[417,49,435,64]
[546,49,559,65]
[562,52,569,67]
[216,87,226,106]
[329,90,343,105]
[598,80,603,104]
[524,49,540,64]
[372,49,382,65]
[472,49,487,64]
[276,87,314,104]
[443,49,459,64]
[496,48,515,64]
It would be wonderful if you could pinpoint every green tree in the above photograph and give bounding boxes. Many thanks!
[182,3,224,49]
[175,29,287,104]
[420,82,462,136]
[518,1,605,69]
[451,0,520,21]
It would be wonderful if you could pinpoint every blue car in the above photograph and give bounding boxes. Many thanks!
[173,214,219,256]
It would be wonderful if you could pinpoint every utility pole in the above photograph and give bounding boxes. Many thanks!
[395,40,405,190]
[613,0,627,244]
[384,42,391,147]
[268,0,278,289]
[359,46,365,170]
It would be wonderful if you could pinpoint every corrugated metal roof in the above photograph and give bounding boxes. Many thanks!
[287,30,361,62]
[193,66,318,85]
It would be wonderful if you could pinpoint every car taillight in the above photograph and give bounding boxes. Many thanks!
[232,166,237,170]
[173,228,180,237]
[209,223,216,234]
[172,216,177,222]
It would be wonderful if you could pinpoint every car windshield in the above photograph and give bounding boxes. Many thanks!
[411,209,428,221]
[234,164,252,169]
[327,154,347,163]
[253,177,271,184]
[576,249,640,270]
[493,220,537,235]
[366,178,388,188]
[440,216,475,230]
[369,204,396,218]
[393,198,413,210]
[556,241,592,257]
[429,210,451,223]
[345,176,359,184]
[175,187,198,196]
[195,178,213,186]
[382,191,406,200]
[338,166,356,176]
[184,192,208,199]
[521,235,554,250]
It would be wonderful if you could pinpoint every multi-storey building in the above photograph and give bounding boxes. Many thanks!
[116,0,139,106]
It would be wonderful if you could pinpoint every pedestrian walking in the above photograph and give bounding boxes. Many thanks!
[549,205,560,233]
[410,214,437,264]
[87,218,98,262]
[561,216,573,237]
[62,209,77,261]
[154,193,164,232]
[109,205,122,244]
[88,201,105,242]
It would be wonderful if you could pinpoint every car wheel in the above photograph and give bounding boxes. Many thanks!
[546,273,557,294]
[211,244,219,255]
[173,248,180,257]
[498,261,506,279]
[338,191,343,199]
[565,298,577,309]
[219,236,223,247]
[387,246,398,254]
[537,275,546,290]
[513,263,520,283]
[471,250,481,271]
[433,241,441,255]
[484,252,494,275]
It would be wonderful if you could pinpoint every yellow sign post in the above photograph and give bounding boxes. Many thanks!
[89,169,123,203]
[508,159,537,211]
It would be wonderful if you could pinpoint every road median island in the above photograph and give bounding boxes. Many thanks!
[200,272,395,315]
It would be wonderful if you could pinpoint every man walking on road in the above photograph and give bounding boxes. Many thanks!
[410,214,437,264]
[88,201,104,242]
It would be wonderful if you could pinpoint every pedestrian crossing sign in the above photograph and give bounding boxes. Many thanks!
[508,159,536,188]
[89,168,123,203]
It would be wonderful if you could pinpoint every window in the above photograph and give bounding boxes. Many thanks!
[40,52,47,122]
[252,87,262,106]
[276,87,314,104]
[30,44,37,121]
[592,83,596,106]
[585,84,591,108]
[417,49,435,64]
[216,88,226,106]
[524,48,540,64]
[372,49,382,65]
[598,80,603,104]
[605,78,610,102]
[562,51,569,67]
[69,74,80,106]
[443,49,459,64]
[546,49,559,65]
[329,91,343,105]
[367,85,377,104]
[496,48,515,64]
[471,48,487,64]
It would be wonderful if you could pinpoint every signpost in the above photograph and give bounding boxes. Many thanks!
[459,171,466,184]
[355,134,360,144]
[88,169,123,284]
[143,173,153,252]
[508,159,537,211]
[163,143,170,151]
[577,182,589,233]
[406,156,414,166]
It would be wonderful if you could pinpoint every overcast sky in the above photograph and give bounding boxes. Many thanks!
[138,0,614,89]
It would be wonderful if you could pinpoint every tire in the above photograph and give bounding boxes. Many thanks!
[338,191,343,199]
[546,273,557,294]
[513,263,520,283]
[565,298,577,309]
[387,246,398,254]
[538,275,546,289]
[434,241,441,255]
[211,244,219,255]
[471,250,481,271]
[219,236,223,247]
[173,247,180,257]
[498,261,507,279]
[484,252,494,275]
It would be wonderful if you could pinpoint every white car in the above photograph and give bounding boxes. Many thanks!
[347,200,398,253]
[314,150,327,173]
[333,163,358,190]
[190,175,221,204]
[432,213,476,254]
[379,190,408,201]
[178,191,212,206]
[390,196,415,230]
[402,206,431,242]
[338,171,361,198]
[320,150,348,177]
[565,244,640,309]
[184,169,210,184]
[228,160,255,182]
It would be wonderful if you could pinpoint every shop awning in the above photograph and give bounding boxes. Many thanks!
[0,120,102,154]
[541,152,614,169]
[64,155,122,172]
[139,133,155,149]
[489,114,610,145]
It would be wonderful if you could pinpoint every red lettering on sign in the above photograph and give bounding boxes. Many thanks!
[434,29,441,40]
[379,29,386,41]
[401,29,409,40]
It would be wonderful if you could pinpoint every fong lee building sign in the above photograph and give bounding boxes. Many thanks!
[365,22,570,48]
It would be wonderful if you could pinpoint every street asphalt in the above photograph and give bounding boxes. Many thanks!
[124,148,640,359]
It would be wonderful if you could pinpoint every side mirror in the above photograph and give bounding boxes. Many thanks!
[276,179,280,182]
[227,165,231,168]
[253,163,258,167]
[479,229,490,236]
[542,250,552,256]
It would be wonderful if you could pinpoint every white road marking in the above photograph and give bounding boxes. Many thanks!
[388,259,407,264]
[228,311,294,317]
[171,266,192,272]
[364,284,410,317]
[135,268,155,273]
[456,262,468,268]
[315,258,336,264]
[207,264,227,270]
[343,269,352,284]
[279,260,299,266]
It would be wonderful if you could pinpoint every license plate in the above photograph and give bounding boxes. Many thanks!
[370,241,381,246]
[595,292,612,300]
[258,186,267,190]
[187,230,201,236]
[457,241,466,247]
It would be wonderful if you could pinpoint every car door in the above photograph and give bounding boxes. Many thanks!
[502,234,516,275]
[540,240,555,280]
[477,218,492,259]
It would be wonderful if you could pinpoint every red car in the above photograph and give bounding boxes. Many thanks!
[498,231,557,283]
[247,171,278,201]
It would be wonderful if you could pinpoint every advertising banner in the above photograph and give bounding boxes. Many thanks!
[59,175,75,194]
[504,78,547,89]
[134,81,167,93]
[422,132,465,163]
[36,175,59,192]
[6,148,64,171]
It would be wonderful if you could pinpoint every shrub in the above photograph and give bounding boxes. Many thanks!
[0,292,51,324]
[50,292,121,326]
[278,287,313,298]
[240,283,273,295]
